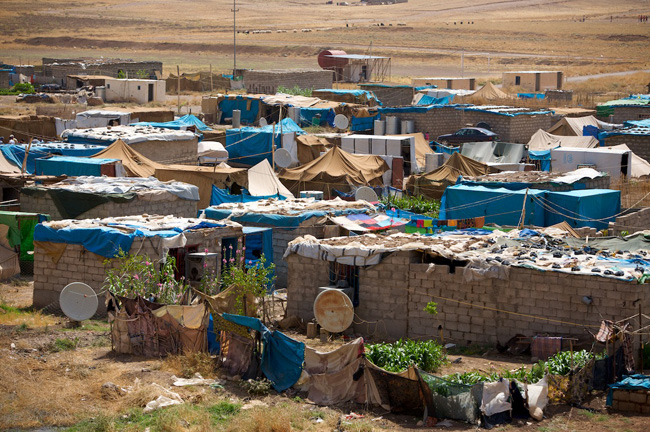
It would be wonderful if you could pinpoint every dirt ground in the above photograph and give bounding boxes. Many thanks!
[1,279,650,431]
[0,0,648,80]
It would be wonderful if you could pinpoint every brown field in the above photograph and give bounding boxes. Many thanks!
[0,0,649,80]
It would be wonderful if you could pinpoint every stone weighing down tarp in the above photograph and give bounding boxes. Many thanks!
[34,216,239,258]
[202,197,375,228]
[62,125,197,145]
[278,146,389,195]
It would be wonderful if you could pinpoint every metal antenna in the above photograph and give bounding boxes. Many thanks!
[232,0,239,77]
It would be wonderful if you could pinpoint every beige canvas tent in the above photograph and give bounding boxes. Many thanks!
[91,139,163,177]
[527,129,599,151]
[295,135,333,165]
[468,82,512,101]
[547,116,601,136]
[0,151,21,174]
[405,152,497,199]
[279,146,389,197]
[247,159,294,199]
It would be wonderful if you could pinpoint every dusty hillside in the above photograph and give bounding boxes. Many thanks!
[0,0,648,79]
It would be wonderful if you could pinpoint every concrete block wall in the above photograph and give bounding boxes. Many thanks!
[244,70,334,94]
[603,135,650,161]
[380,107,462,139]
[610,389,650,413]
[461,111,553,144]
[611,106,650,124]
[130,138,198,164]
[287,252,649,347]
[362,86,414,107]
[32,227,241,311]
[608,207,650,236]
[21,193,198,220]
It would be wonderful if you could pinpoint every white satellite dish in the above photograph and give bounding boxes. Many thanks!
[59,282,99,322]
[313,289,354,333]
[274,148,294,168]
[354,186,378,202]
[259,118,268,127]
[333,114,349,130]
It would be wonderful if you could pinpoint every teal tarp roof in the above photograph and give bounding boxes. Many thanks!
[130,114,212,131]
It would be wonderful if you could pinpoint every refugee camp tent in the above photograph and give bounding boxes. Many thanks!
[247,159,294,199]
[34,157,122,177]
[609,144,650,178]
[295,135,332,164]
[1,143,104,175]
[440,184,547,227]
[405,152,496,199]
[278,146,389,196]
[226,118,304,167]
[527,129,599,151]
[467,82,512,101]
[547,116,601,136]
[91,139,163,177]
[541,189,621,230]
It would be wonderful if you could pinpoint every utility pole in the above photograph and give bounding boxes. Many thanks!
[461,49,465,78]
[232,0,239,77]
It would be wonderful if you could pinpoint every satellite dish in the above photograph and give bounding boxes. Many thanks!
[59,282,99,322]
[334,114,349,130]
[354,186,378,202]
[274,148,294,168]
[259,118,268,127]
[313,289,354,333]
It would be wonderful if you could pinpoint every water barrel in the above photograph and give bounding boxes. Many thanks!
[374,120,386,135]
[232,109,241,128]
[386,116,400,134]
[401,120,415,134]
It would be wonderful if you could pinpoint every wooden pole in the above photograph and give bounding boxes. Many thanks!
[177,65,181,115]
[21,138,33,175]
[640,304,644,372]
[272,122,276,170]
[210,64,213,93]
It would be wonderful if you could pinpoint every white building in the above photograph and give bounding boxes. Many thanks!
[103,78,166,104]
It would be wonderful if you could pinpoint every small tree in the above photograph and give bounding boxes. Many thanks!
[12,82,35,94]
[220,246,275,316]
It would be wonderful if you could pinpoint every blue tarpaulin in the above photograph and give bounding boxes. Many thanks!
[517,93,545,99]
[130,114,212,131]
[528,150,552,171]
[218,96,261,125]
[1,143,104,174]
[226,118,304,166]
[223,313,304,391]
[625,119,650,128]
[210,186,287,206]
[541,189,621,230]
[607,375,650,406]
[201,206,371,228]
[440,185,547,227]
[34,220,228,258]
[34,156,119,177]
[415,94,455,106]
[314,88,381,105]
[350,113,380,132]
[299,107,335,128]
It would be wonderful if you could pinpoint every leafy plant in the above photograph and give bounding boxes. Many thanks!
[381,195,440,218]
[135,69,149,79]
[220,246,275,315]
[424,301,438,315]
[12,82,35,94]
[117,70,127,79]
[365,339,446,373]
[103,251,186,304]
[277,85,313,97]
[53,337,78,352]
[241,378,273,396]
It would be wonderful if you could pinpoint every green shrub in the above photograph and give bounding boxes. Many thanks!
[277,85,312,97]
[12,83,35,94]
[366,339,446,373]
[381,195,440,218]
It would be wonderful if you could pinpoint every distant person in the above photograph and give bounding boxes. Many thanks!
[8,135,16,144]
[0,137,3,144]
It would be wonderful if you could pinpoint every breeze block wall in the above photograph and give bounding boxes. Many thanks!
[21,193,198,220]
[32,227,241,312]
[610,389,650,414]
[379,107,462,138]
[244,70,334,95]
[286,252,649,348]
[129,138,198,164]
[608,208,650,236]
[611,106,650,124]
[603,135,650,162]
[459,111,554,144]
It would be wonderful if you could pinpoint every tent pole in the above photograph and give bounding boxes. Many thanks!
[177,65,181,115]
[272,122,276,171]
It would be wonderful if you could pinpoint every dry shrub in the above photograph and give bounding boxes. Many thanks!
[161,352,216,379]
[227,406,292,432]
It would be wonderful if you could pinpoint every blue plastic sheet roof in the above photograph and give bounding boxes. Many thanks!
[457,106,553,117]
[202,206,370,228]
[130,114,212,131]
[0,143,104,174]
[34,156,119,177]
[34,219,230,258]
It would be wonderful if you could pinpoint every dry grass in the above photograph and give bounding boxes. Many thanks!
[566,72,650,94]
[162,352,218,379]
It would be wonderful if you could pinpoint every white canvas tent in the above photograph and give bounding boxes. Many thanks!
[609,144,650,178]
[247,159,294,198]
[527,129,599,151]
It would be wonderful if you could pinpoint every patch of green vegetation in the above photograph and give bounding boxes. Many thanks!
[207,401,241,423]
[61,320,110,333]
[381,194,440,218]
[366,339,447,373]
[277,85,312,97]
[14,323,29,333]
[53,337,78,352]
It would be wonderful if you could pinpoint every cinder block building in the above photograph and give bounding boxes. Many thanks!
[244,69,334,94]
[40,57,163,86]
[502,71,563,91]
[32,216,242,311]
[285,234,649,352]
